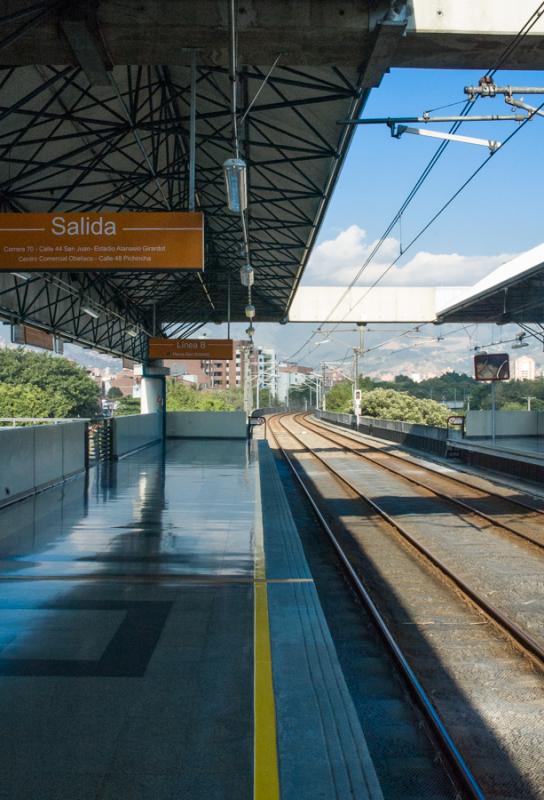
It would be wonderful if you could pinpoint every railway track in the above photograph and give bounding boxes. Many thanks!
[299,413,544,552]
[282,412,544,665]
[268,412,544,800]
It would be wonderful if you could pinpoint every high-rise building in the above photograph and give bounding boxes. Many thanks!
[255,347,278,397]
[513,355,536,381]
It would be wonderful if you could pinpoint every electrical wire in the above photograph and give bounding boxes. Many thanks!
[342,100,544,318]
[287,3,544,362]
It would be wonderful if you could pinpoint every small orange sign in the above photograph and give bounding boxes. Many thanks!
[0,211,204,271]
[148,338,234,361]
[12,324,55,351]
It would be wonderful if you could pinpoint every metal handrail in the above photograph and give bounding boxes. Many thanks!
[0,416,93,426]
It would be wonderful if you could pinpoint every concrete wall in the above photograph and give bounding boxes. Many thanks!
[112,413,162,458]
[167,411,247,439]
[465,410,544,438]
[316,411,448,456]
[0,421,86,507]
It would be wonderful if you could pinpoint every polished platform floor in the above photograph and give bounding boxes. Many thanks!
[0,439,381,799]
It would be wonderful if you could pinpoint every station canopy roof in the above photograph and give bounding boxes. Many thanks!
[4,3,544,359]
[436,243,544,326]
[0,3,371,360]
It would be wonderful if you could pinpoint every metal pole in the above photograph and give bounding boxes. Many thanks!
[322,363,326,411]
[491,382,496,443]
[358,323,365,380]
[227,274,231,339]
[243,346,252,415]
[465,84,544,96]
[353,348,359,411]
[189,50,197,211]
[229,0,239,158]
[288,371,291,411]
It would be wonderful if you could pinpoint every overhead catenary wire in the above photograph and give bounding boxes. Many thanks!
[282,322,477,370]
[287,2,544,362]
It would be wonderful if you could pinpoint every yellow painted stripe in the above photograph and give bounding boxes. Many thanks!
[253,460,280,800]
[254,579,280,800]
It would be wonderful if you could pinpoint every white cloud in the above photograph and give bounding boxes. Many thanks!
[304,224,515,288]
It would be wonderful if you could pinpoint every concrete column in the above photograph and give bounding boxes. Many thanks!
[134,364,170,441]
[141,375,165,414]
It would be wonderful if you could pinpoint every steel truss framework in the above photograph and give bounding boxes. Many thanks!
[0,57,366,358]
[438,273,544,326]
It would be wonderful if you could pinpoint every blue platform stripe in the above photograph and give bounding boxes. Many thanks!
[257,441,312,581]
[257,441,384,800]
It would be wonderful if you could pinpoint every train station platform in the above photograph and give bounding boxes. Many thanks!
[448,435,544,483]
[0,438,383,800]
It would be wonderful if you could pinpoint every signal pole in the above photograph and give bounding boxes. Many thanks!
[353,323,366,418]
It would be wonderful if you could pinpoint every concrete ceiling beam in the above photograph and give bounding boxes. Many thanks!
[59,2,112,87]
[3,1,544,69]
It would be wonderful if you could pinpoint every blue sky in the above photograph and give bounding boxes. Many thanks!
[319,67,544,256]
[250,65,544,372]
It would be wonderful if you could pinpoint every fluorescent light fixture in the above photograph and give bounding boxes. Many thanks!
[223,158,247,213]
[81,304,100,319]
[245,303,256,320]
[512,341,529,349]
[316,339,331,345]
[240,263,254,287]
[10,272,31,281]
[126,327,138,338]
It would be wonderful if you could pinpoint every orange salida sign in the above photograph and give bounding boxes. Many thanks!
[148,338,234,361]
[0,211,204,271]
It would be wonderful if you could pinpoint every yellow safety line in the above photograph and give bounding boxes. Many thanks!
[254,468,280,800]
[254,580,280,800]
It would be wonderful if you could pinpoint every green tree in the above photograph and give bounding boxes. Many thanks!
[0,383,72,420]
[107,386,123,399]
[323,383,449,427]
[255,387,279,408]
[325,380,353,411]
[0,349,100,417]
[114,396,140,416]
[360,389,449,426]
[166,380,244,411]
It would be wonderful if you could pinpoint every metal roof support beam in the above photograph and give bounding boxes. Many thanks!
[188,51,197,211]
[59,2,112,87]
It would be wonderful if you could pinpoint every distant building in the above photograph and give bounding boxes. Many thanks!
[163,341,278,396]
[514,355,536,381]
[255,348,278,397]
[110,368,136,396]
[87,366,136,397]
[323,365,348,388]
[276,363,313,403]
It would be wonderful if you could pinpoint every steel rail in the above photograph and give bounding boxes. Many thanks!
[267,413,484,800]
[301,414,544,553]
[276,414,544,670]
[309,414,544,515]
